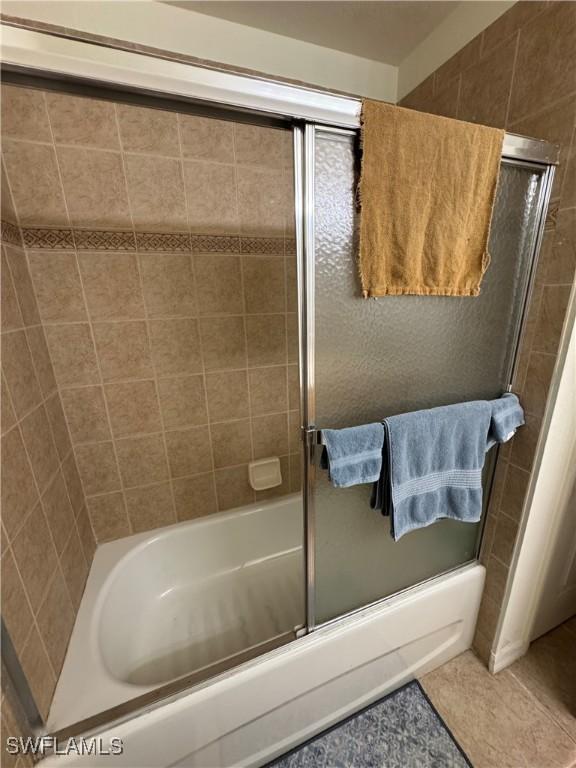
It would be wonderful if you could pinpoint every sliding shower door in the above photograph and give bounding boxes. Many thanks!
[307,126,550,625]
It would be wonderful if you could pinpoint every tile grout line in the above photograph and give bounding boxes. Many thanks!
[482,1,551,61]
[47,95,130,544]
[176,110,220,517]
[19,234,95,551]
[53,361,299,392]
[490,551,512,572]
[16,311,298,326]
[4,436,77,551]
[1,336,45,425]
[38,92,94,573]
[506,458,534,474]
[0,252,25,333]
[65,407,296,447]
[5,403,66,689]
[1,361,63,673]
[503,31,521,130]
[2,257,44,411]
[2,547,37,674]
[556,124,576,206]
[129,273,178,525]
[508,89,576,132]
[5,558,59,706]
[37,330,93,553]
[2,132,301,172]
[1,152,23,233]
[48,388,99,552]
[233,121,257,507]
[505,666,576,748]
[1,166,87,648]
[111,102,176,533]
[453,73,463,122]
[0,310,300,336]
[29,95,81,544]
[79,452,294,501]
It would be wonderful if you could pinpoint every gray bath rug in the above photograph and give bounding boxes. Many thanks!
[268,680,472,768]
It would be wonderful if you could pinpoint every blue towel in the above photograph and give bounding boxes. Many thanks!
[372,394,524,541]
[320,424,384,488]
[487,392,525,449]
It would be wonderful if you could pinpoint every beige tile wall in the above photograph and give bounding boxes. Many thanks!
[1,204,93,717]
[1,686,34,768]
[1,85,300,546]
[400,0,576,664]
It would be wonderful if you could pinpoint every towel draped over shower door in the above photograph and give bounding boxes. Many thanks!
[359,100,504,298]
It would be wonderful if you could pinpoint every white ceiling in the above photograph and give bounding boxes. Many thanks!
[165,1,461,66]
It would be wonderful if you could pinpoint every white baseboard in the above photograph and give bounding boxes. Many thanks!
[490,638,530,674]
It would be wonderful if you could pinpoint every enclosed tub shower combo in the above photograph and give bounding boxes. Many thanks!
[0,23,559,767]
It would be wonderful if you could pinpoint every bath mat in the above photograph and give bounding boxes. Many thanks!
[267,680,472,767]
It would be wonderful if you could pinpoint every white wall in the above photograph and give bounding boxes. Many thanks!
[0,0,398,102]
[1,0,514,103]
[491,295,576,672]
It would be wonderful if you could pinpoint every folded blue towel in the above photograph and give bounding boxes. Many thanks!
[372,394,524,541]
[321,423,384,488]
[487,393,525,449]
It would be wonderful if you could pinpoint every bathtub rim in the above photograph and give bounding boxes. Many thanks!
[47,556,479,742]
[95,491,303,566]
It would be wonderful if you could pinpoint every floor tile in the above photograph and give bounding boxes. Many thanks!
[509,624,576,742]
[421,650,576,768]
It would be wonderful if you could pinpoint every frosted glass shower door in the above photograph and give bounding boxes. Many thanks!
[311,127,548,624]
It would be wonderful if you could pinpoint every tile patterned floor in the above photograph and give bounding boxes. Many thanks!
[421,620,576,768]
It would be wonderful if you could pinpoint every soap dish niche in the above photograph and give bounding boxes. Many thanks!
[248,457,282,491]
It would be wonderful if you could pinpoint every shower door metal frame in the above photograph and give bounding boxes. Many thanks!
[0,22,563,163]
[297,122,557,632]
[0,21,559,742]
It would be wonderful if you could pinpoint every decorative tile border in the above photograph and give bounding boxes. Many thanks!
[0,220,22,247]
[7,224,289,255]
[285,237,297,256]
[188,234,241,253]
[136,232,191,252]
[240,236,284,255]
[73,230,136,251]
[22,227,75,250]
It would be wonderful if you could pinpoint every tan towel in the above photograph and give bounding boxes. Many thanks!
[359,100,504,297]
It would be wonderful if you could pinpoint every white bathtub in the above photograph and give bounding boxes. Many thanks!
[48,495,304,731]
[46,492,485,768]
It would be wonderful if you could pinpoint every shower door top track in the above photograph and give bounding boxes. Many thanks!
[0,22,561,163]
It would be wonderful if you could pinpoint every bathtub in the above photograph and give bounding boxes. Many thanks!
[48,494,304,731]
[46,492,485,768]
